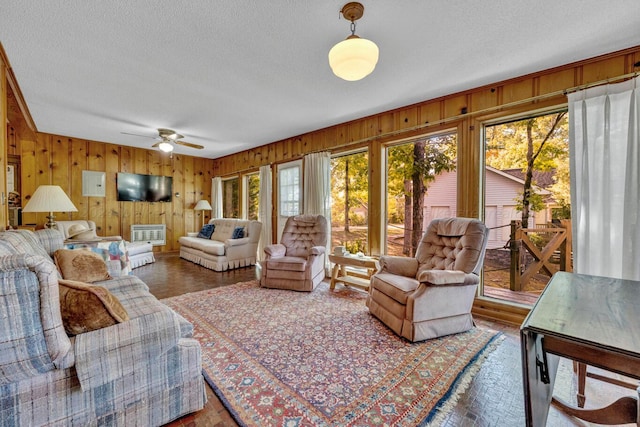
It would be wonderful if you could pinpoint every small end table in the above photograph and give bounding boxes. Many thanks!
[329,254,379,291]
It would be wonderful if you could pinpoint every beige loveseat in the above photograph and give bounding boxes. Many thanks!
[179,218,262,272]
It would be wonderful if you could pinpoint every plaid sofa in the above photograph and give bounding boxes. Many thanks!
[0,229,206,426]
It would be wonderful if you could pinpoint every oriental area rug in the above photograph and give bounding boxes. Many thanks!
[162,281,502,426]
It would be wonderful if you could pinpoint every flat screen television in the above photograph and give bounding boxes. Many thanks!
[117,172,173,202]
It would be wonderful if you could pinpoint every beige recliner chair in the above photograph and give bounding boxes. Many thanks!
[260,214,328,292]
[367,217,489,342]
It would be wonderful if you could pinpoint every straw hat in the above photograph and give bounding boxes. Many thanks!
[67,223,97,240]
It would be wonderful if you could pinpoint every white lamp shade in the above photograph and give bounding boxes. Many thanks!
[328,35,379,81]
[158,141,174,152]
[194,199,212,211]
[23,185,78,213]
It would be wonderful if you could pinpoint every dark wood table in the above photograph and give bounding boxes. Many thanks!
[520,271,640,426]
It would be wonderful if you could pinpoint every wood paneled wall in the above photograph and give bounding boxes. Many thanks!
[213,46,640,260]
[12,129,214,251]
[0,48,9,231]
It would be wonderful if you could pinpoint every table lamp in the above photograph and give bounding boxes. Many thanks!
[194,199,212,227]
[22,185,78,229]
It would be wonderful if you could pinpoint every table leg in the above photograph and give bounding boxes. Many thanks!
[576,362,587,408]
[330,264,339,290]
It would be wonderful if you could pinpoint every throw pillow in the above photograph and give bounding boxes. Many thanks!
[54,249,112,283]
[58,279,129,336]
[197,223,215,239]
[231,226,245,239]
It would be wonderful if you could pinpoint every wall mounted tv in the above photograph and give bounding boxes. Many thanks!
[117,172,173,202]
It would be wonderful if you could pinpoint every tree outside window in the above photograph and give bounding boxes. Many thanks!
[222,177,239,218]
[331,151,368,254]
[386,133,457,256]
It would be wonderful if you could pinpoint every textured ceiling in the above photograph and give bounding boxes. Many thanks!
[1,1,640,159]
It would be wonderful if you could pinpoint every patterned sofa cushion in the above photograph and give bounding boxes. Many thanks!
[0,258,55,384]
[0,254,72,371]
[0,229,54,260]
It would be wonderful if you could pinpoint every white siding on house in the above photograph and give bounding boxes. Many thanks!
[424,168,539,249]
[423,170,457,227]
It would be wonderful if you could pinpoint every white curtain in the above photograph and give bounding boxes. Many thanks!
[211,177,223,219]
[569,75,640,280]
[303,152,332,272]
[257,165,272,261]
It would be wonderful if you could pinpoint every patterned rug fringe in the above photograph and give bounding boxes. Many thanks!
[421,333,505,426]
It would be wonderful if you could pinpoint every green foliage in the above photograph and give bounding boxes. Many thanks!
[485,111,570,225]
[247,174,260,221]
[344,239,366,254]
[349,213,367,226]
[331,151,369,230]
[485,112,568,172]
[387,133,457,199]
[514,191,545,212]
[222,177,239,218]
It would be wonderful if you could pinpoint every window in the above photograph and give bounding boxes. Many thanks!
[385,132,457,256]
[279,164,301,217]
[482,110,569,305]
[331,151,369,254]
[244,173,260,221]
[222,177,239,218]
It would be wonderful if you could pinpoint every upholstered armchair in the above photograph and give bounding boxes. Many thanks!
[260,214,328,292]
[367,217,489,342]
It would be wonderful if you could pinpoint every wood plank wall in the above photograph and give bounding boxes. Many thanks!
[0,49,8,231]
[10,129,214,251]
[212,46,640,259]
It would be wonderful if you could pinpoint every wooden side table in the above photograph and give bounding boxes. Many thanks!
[329,254,379,291]
[521,271,640,426]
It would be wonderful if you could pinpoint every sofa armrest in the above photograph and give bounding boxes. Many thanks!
[225,237,250,247]
[264,244,286,258]
[74,309,181,391]
[379,255,419,277]
[101,235,124,241]
[416,269,467,285]
[417,270,480,286]
[309,246,326,256]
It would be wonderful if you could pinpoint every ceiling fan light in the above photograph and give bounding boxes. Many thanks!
[158,141,174,152]
[329,35,379,81]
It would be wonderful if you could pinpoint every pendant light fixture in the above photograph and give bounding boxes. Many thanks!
[328,2,379,81]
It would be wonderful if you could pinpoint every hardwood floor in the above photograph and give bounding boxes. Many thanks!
[141,253,636,426]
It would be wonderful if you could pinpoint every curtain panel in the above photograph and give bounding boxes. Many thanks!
[303,152,332,272]
[569,76,640,280]
[211,177,223,219]
[257,165,272,261]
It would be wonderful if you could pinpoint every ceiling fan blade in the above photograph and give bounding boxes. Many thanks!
[151,141,162,148]
[175,140,204,149]
[121,131,157,140]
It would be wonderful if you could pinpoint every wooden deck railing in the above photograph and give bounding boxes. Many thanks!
[509,219,572,291]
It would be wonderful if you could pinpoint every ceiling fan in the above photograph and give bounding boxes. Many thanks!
[122,128,204,153]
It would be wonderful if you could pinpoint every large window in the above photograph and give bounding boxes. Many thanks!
[385,132,457,256]
[331,151,369,254]
[482,110,569,305]
[276,160,303,239]
[244,173,260,220]
[279,164,301,217]
[222,177,239,218]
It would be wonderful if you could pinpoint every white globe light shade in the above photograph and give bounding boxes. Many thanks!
[328,35,379,81]
[158,141,174,152]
